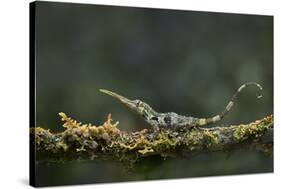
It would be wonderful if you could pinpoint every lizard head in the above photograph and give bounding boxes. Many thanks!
[99,89,158,120]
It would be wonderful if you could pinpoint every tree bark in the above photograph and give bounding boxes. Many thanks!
[31,113,273,162]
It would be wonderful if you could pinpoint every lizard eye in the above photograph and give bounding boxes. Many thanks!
[135,100,141,107]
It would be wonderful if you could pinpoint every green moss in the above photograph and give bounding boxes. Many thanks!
[233,115,273,141]
[31,113,273,161]
[185,130,202,151]
[138,147,154,155]
[202,130,219,147]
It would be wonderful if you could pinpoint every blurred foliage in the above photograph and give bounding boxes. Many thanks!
[33,1,273,186]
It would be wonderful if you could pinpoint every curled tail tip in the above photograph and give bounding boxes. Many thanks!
[246,82,263,99]
[255,83,263,91]
[253,82,263,98]
[257,94,263,99]
[247,82,263,89]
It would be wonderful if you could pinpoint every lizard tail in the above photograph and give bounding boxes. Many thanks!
[197,82,263,126]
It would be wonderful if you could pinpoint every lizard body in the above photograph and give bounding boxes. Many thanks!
[100,82,262,132]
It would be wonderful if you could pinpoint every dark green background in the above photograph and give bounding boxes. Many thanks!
[34,1,273,186]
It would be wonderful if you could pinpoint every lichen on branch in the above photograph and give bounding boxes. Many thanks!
[31,113,273,162]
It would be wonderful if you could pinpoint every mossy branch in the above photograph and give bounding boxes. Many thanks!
[31,114,273,162]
